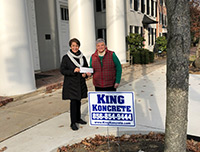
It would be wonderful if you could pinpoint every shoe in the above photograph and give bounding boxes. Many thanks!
[77,119,87,125]
[70,123,78,131]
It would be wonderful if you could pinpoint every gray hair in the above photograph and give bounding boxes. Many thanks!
[96,38,106,45]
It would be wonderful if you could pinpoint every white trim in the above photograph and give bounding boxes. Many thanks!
[26,0,40,71]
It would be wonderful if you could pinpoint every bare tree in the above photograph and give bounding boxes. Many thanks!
[164,0,191,151]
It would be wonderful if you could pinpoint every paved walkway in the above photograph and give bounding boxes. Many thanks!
[1,58,199,152]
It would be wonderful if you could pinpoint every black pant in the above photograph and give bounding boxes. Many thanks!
[70,99,81,124]
[95,86,116,91]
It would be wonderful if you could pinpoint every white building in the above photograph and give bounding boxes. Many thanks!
[0,0,158,96]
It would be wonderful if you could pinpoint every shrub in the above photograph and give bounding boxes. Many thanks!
[149,51,154,63]
[132,49,153,64]
[127,33,154,64]
[141,49,150,64]
[132,51,141,64]
[155,36,167,53]
[127,33,145,54]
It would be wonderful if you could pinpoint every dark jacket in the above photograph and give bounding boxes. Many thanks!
[60,50,88,100]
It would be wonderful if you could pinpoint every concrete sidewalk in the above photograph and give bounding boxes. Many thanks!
[0,59,166,142]
[2,59,200,152]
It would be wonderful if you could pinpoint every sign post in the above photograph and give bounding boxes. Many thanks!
[88,91,136,151]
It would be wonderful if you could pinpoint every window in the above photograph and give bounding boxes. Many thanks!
[96,0,106,12]
[134,0,138,11]
[148,28,151,45]
[160,0,163,6]
[159,12,162,24]
[140,27,143,37]
[155,2,157,17]
[163,15,165,26]
[151,28,154,45]
[151,0,154,17]
[130,0,133,9]
[60,6,69,20]
[147,0,150,15]
[155,29,157,42]
[135,26,139,34]
[102,0,106,10]
[130,25,133,33]
[98,28,106,42]
[141,0,145,13]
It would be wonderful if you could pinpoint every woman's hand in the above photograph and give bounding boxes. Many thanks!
[114,83,119,88]
[74,67,80,73]
[82,73,86,77]
[86,72,92,77]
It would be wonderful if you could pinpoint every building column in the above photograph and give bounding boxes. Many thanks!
[106,0,126,63]
[68,0,96,61]
[0,0,36,96]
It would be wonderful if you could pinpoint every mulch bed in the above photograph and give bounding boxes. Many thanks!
[189,65,200,74]
[57,132,200,152]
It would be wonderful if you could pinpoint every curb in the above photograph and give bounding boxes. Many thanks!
[0,81,64,107]
[0,97,14,107]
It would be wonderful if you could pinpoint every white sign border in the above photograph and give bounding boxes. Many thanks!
[88,91,136,128]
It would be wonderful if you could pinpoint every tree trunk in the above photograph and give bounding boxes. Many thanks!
[164,0,190,152]
[196,39,200,58]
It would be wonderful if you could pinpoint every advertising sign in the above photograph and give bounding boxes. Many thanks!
[88,92,136,127]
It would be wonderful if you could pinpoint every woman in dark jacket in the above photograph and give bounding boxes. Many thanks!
[60,38,88,131]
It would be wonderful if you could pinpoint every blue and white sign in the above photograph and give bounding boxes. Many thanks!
[88,92,136,127]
